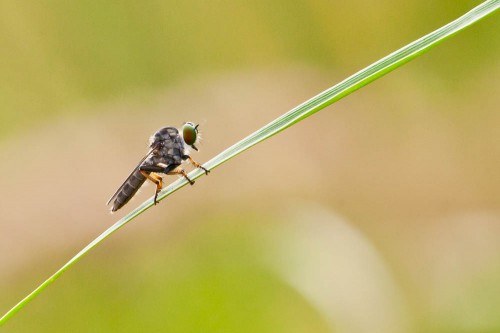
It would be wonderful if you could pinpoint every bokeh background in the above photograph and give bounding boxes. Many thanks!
[1,1,499,332]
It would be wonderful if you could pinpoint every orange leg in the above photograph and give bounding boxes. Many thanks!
[185,156,210,175]
[167,166,195,185]
[140,171,163,204]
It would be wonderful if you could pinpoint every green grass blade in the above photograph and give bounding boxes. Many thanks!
[1,0,498,326]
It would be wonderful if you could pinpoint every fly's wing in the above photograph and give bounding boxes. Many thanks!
[106,147,155,206]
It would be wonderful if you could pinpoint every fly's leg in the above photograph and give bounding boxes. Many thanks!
[149,173,163,204]
[170,167,195,185]
[139,164,165,204]
[144,163,195,186]
[183,155,210,175]
[139,170,163,205]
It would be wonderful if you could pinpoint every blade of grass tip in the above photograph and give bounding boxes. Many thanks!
[1,0,498,326]
[196,0,500,173]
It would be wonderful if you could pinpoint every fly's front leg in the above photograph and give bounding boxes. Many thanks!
[183,155,210,175]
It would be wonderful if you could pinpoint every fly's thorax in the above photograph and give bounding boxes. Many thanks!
[149,127,179,147]
[148,129,186,166]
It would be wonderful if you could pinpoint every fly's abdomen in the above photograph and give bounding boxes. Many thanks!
[111,169,147,212]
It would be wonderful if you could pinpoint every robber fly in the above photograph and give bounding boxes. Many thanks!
[107,122,209,212]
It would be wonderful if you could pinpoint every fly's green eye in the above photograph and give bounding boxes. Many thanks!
[182,122,198,146]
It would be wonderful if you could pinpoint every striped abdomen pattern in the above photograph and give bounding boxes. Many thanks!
[111,169,148,212]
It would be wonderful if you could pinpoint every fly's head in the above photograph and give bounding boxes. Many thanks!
[181,121,201,151]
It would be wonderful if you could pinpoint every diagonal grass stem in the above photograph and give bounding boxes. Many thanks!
[1,0,498,326]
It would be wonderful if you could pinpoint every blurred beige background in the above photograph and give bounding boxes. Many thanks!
[1,1,499,332]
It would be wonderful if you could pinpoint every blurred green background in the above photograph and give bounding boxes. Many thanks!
[1,1,499,332]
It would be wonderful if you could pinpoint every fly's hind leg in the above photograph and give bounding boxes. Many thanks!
[139,170,163,205]
[183,155,210,175]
